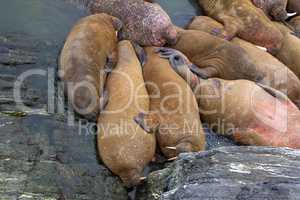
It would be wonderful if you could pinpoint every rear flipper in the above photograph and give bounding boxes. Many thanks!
[99,89,109,113]
[132,42,147,66]
[105,51,118,73]
[291,31,300,38]
[233,127,269,146]
[134,112,160,134]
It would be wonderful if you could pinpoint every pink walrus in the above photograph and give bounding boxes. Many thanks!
[89,0,177,46]
[158,47,300,149]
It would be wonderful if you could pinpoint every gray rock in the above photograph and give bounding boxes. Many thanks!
[0,74,43,112]
[137,146,300,200]
[0,45,36,66]
[62,0,93,9]
[0,114,127,200]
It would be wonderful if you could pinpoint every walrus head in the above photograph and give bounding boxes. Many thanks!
[156,47,203,88]
[270,5,288,21]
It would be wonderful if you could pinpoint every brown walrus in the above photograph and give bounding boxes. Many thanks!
[289,16,300,38]
[169,28,300,106]
[287,0,300,14]
[89,0,177,46]
[97,40,156,187]
[198,0,283,53]
[273,22,300,83]
[161,50,300,149]
[187,16,300,107]
[59,13,121,120]
[134,47,205,159]
[251,0,288,21]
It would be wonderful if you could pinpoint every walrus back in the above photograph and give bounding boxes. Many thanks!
[143,47,205,158]
[97,41,155,187]
[59,13,118,119]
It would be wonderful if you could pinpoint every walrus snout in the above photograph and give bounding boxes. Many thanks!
[265,32,283,55]
[267,47,280,55]
[71,86,99,120]
[175,142,193,154]
[271,6,288,21]
[119,169,143,187]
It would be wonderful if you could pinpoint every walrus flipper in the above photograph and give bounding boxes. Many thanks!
[132,42,147,66]
[189,65,219,79]
[105,52,118,73]
[233,128,266,146]
[257,83,298,108]
[134,112,159,134]
[291,31,300,38]
[99,89,109,113]
[167,53,217,80]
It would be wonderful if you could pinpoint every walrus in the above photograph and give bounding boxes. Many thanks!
[289,16,300,37]
[251,0,288,21]
[59,13,121,120]
[287,0,300,14]
[134,47,205,159]
[187,16,300,107]
[97,40,156,187]
[169,28,300,107]
[198,0,283,53]
[89,0,177,46]
[273,22,300,84]
[160,50,300,149]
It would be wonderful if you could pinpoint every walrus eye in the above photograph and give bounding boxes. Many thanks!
[171,55,185,67]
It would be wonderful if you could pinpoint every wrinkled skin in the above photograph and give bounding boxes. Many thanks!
[251,0,288,21]
[198,0,283,53]
[162,51,300,149]
[89,0,177,46]
[59,14,120,121]
[135,47,205,159]
[273,22,300,86]
[287,0,300,14]
[187,16,300,107]
[289,16,300,38]
[169,29,298,102]
[98,41,156,187]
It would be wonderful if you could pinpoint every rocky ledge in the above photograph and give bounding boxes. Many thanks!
[137,146,300,200]
[1,113,300,200]
[0,114,127,200]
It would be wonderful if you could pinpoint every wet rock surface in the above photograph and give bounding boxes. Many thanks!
[0,114,127,200]
[1,1,300,200]
[137,146,300,200]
